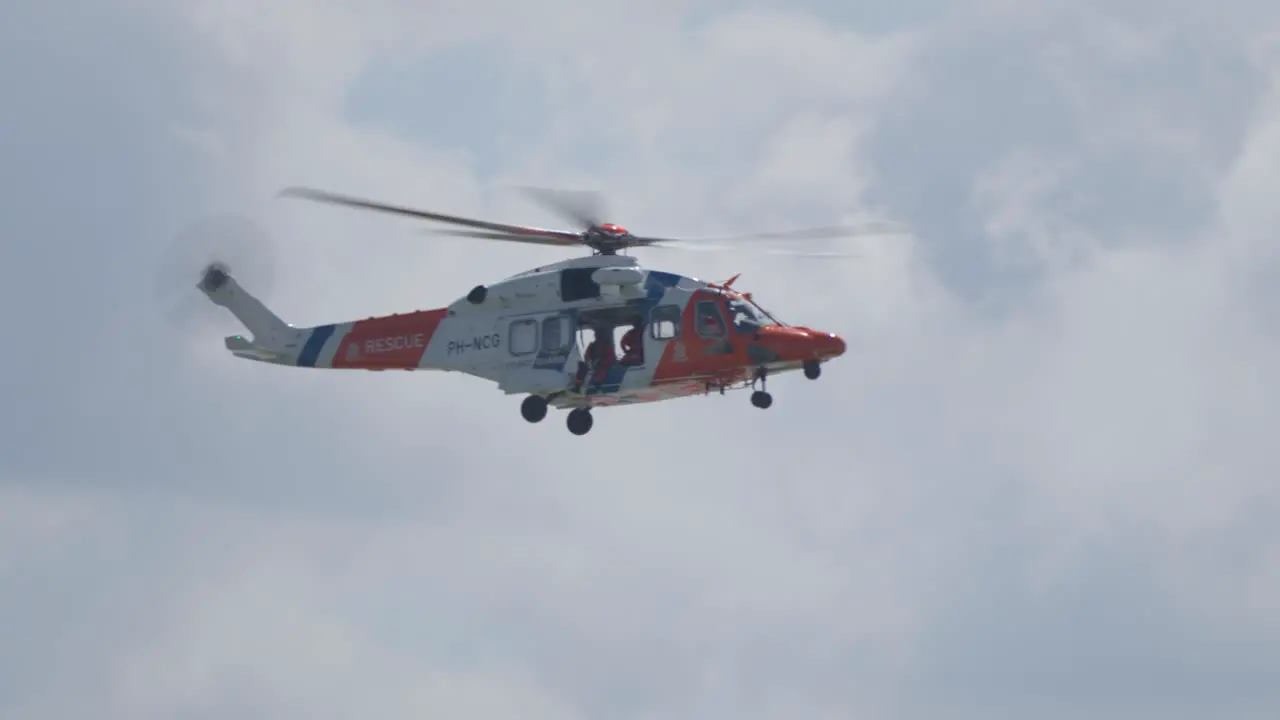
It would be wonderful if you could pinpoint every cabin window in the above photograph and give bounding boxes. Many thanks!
[509,319,538,355]
[649,305,680,340]
[541,315,571,352]
[560,268,601,302]
[695,301,727,338]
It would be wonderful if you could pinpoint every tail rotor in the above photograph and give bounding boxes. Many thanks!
[153,214,278,330]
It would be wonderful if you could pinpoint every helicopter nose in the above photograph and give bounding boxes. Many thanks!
[757,326,846,363]
[815,331,845,359]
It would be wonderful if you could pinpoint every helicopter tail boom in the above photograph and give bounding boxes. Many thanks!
[198,265,304,365]
[200,264,451,370]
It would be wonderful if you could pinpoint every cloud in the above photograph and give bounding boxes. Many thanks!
[3,1,1280,719]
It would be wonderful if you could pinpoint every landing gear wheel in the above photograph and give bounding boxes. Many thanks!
[803,360,821,380]
[567,408,593,435]
[521,395,548,423]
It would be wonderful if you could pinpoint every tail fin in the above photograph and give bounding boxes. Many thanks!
[198,264,302,363]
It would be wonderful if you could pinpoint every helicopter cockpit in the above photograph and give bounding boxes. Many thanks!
[725,295,780,333]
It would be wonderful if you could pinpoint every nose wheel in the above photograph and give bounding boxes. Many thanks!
[750,367,773,409]
[803,359,821,379]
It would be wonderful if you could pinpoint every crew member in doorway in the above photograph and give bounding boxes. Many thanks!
[620,319,644,365]
[573,326,616,392]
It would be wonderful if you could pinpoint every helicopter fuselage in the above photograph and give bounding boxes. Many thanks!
[203,253,845,433]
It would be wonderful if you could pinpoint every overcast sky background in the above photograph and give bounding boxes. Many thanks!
[2,0,1279,718]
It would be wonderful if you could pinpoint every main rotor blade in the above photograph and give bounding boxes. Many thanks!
[513,186,606,230]
[631,220,912,247]
[279,187,584,245]
[641,243,862,259]
[421,228,588,247]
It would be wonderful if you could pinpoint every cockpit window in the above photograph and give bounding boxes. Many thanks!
[725,297,777,333]
[695,301,727,338]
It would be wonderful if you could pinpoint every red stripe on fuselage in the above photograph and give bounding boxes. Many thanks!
[331,308,447,369]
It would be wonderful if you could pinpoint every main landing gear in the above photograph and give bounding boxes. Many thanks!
[521,395,548,423]
[520,395,594,435]
[566,408,593,436]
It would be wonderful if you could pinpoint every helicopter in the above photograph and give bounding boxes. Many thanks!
[189,186,907,435]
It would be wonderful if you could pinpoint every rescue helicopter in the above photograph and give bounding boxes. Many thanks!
[176,186,907,435]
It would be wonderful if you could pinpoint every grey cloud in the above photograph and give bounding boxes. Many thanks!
[864,1,1268,299]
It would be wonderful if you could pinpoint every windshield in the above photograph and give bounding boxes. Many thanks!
[748,298,785,326]
[726,296,779,332]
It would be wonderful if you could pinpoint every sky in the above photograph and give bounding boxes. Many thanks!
[2,0,1280,718]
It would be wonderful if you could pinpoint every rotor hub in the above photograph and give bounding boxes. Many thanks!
[584,224,634,254]
[200,263,231,293]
